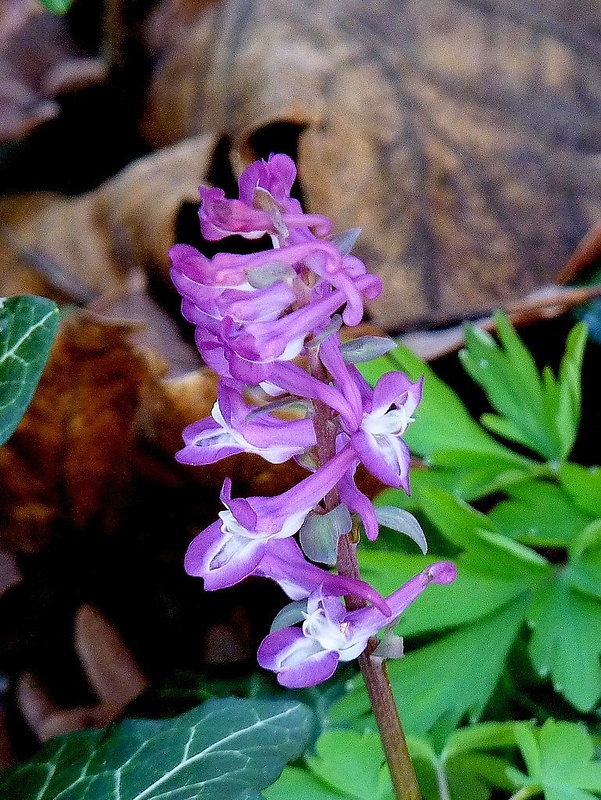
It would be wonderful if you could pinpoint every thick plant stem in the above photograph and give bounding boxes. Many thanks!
[338,536,422,800]
[358,651,421,800]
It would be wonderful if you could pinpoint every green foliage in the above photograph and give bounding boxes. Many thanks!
[0,295,59,446]
[266,723,519,800]
[267,316,601,798]
[459,314,587,461]
[0,698,314,800]
[508,720,601,800]
[37,0,73,14]
[349,316,601,730]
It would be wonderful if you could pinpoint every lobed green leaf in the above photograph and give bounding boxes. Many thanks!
[509,720,601,799]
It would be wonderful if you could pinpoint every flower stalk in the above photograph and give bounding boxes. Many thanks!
[170,153,456,798]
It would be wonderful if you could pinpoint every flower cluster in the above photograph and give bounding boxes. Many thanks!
[170,154,456,687]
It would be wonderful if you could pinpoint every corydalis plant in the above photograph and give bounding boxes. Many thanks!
[170,154,456,797]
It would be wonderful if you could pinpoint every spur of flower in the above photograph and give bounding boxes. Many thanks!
[258,561,457,688]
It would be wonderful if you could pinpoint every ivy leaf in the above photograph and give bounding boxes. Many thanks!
[0,698,314,800]
[459,314,587,461]
[0,296,59,446]
[508,720,601,800]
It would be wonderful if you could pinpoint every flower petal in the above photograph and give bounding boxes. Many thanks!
[257,627,340,688]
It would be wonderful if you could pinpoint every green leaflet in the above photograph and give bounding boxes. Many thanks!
[459,314,587,462]
[559,463,601,517]
[527,579,601,712]
[508,720,601,800]
[0,295,59,446]
[0,698,314,800]
[488,480,594,547]
[267,724,518,800]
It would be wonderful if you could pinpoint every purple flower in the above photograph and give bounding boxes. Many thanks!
[169,244,297,327]
[184,447,357,590]
[319,338,423,492]
[252,537,391,615]
[349,371,423,491]
[199,154,332,243]
[257,561,457,687]
[176,380,316,465]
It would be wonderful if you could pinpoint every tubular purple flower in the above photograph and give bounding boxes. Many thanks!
[323,350,423,492]
[199,154,332,243]
[175,380,316,465]
[251,538,391,615]
[184,447,357,590]
[257,561,457,687]
[240,272,381,361]
[349,372,423,491]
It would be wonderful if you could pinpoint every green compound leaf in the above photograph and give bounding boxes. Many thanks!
[488,479,594,547]
[508,720,601,800]
[351,480,601,729]
[0,698,314,800]
[0,295,59,446]
[330,597,529,738]
[459,314,587,462]
[268,724,518,800]
[358,342,528,470]
[265,730,392,800]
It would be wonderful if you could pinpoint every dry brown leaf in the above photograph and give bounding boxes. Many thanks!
[0,134,219,303]
[74,604,148,709]
[142,0,601,330]
[0,309,310,554]
[0,313,155,550]
[0,0,106,144]
[16,603,148,742]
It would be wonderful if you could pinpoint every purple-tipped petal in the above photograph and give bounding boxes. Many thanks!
[257,627,340,688]
[184,520,266,590]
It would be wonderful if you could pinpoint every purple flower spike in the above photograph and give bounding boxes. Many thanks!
[258,561,457,687]
[176,381,316,466]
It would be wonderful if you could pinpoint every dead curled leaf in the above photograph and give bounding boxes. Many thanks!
[0,134,219,304]
[0,0,107,144]
[141,0,601,329]
[17,604,148,743]
[0,310,309,554]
